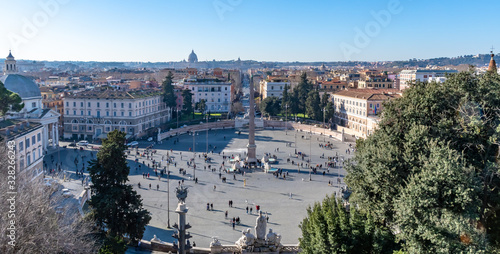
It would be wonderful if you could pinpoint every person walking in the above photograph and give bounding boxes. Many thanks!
[246,206,249,214]
[156,184,159,191]
[149,183,151,189]
[250,207,253,214]
[225,210,228,218]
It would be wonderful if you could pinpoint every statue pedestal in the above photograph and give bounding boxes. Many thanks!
[246,144,257,163]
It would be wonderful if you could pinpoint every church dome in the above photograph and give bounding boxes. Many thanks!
[188,50,198,63]
[0,74,42,99]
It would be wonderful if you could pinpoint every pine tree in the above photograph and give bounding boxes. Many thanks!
[88,130,151,253]
[0,81,24,121]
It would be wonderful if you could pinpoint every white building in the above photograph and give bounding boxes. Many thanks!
[0,121,44,179]
[260,77,290,99]
[182,78,232,112]
[0,51,60,153]
[63,89,170,140]
[399,69,458,90]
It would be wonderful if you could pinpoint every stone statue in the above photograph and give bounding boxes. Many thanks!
[175,185,188,203]
[235,228,256,248]
[210,237,222,247]
[255,211,267,240]
[235,229,248,247]
[266,228,281,246]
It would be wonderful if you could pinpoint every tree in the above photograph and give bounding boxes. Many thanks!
[0,81,24,120]
[162,72,176,118]
[281,84,290,115]
[321,92,330,109]
[195,99,207,113]
[306,90,321,121]
[299,194,398,254]
[290,88,300,119]
[181,89,194,116]
[88,130,151,253]
[0,143,99,254]
[345,71,500,252]
[325,101,334,124]
[259,96,281,117]
[295,72,312,115]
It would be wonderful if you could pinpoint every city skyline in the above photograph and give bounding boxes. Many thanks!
[0,0,498,63]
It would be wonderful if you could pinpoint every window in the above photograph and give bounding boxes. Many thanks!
[73,110,76,115]
[32,135,36,145]
[88,102,91,107]
[27,154,31,166]
[19,141,23,152]
[80,111,83,115]
[121,112,124,116]
[106,102,109,108]
[106,111,109,116]
[81,102,84,107]
[37,133,41,142]
[66,110,69,115]
[113,112,116,117]
[88,126,92,131]
[97,102,100,107]
[88,111,91,116]
[129,112,132,116]
[73,102,76,107]
[33,150,36,161]
[129,103,132,108]
[105,127,110,132]
[73,125,77,130]
[66,102,69,107]
[97,111,101,117]
[114,103,116,108]
[121,103,124,108]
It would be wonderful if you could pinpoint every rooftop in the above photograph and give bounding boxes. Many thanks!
[334,89,401,100]
[67,89,162,99]
[0,120,42,140]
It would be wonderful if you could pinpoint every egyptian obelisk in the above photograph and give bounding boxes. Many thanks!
[246,78,257,164]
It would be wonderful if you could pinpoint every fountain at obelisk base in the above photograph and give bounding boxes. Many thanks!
[233,211,282,253]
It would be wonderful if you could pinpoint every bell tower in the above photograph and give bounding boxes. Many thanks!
[4,50,17,75]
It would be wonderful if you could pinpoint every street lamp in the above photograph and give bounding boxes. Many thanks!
[322,107,326,137]
[206,114,209,154]
[167,161,171,228]
[192,131,196,180]
[309,126,312,181]
[285,104,289,135]
[176,107,179,129]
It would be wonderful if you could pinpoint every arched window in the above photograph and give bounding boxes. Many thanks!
[119,121,126,125]
[104,120,112,125]
[87,120,93,124]
[71,119,79,124]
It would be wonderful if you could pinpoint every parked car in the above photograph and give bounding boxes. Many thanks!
[147,137,153,142]
[127,141,139,147]
[68,142,77,147]
[77,140,89,146]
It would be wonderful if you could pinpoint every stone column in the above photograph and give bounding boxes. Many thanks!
[176,203,189,254]
[52,124,56,147]
[246,78,257,164]
[43,124,49,151]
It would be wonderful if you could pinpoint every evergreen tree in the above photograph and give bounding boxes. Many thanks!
[295,72,312,115]
[0,81,24,120]
[325,101,334,125]
[299,194,398,254]
[161,72,176,117]
[345,71,500,252]
[88,130,151,253]
[195,99,207,113]
[321,92,329,109]
[181,89,194,116]
[306,90,321,121]
[259,96,281,117]
[290,88,300,119]
[281,84,290,115]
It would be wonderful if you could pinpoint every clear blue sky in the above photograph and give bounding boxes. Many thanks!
[0,0,498,62]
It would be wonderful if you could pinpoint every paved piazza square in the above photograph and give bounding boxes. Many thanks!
[129,128,354,247]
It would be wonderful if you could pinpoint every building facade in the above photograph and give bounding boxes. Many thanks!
[182,78,232,112]
[0,120,44,180]
[63,89,170,141]
[399,69,458,90]
[259,77,290,99]
[333,89,401,138]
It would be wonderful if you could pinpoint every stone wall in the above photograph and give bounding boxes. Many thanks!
[158,120,235,141]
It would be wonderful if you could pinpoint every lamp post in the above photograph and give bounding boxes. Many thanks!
[192,131,196,180]
[309,126,312,181]
[322,107,326,140]
[176,107,179,129]
[285,104,289,135]
[167,161,171,228]
[206,114,209,154]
